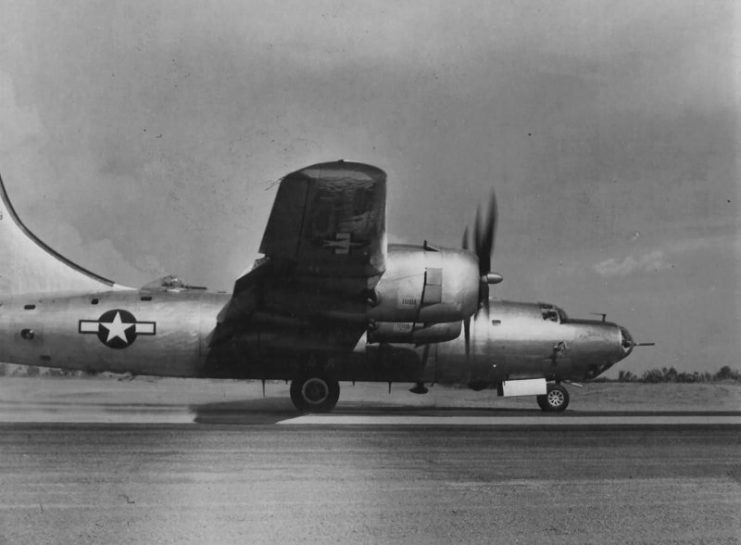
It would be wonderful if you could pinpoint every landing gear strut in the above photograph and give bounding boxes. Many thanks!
[290,373,340,413]
[537,383,570,412]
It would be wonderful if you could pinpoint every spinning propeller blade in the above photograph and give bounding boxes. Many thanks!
[462,192,501,357]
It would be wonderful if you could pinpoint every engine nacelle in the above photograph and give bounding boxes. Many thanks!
[367,244,480,324]
[367,320,462,344]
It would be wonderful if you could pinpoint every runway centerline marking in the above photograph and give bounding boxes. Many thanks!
[278,415,741,426]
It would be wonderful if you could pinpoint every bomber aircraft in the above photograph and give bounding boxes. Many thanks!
[0,161,645,412]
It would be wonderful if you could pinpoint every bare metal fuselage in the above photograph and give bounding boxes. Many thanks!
[0,288,629,387]
[429,302,628,385]
[0,290,227,377]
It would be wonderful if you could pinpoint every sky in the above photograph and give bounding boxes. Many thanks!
[0,0,738,374]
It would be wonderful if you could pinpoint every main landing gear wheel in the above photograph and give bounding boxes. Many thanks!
[290,374,340,413]
[537,383,570,412]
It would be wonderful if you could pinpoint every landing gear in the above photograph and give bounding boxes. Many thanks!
[409,382,429,394]
[537,383,570,412]
[290,373,340,413]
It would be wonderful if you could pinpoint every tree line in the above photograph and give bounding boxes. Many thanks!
[613,366,741,383]
[1,362,740,383]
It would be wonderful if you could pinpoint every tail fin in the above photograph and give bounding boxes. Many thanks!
[0,172,129,295]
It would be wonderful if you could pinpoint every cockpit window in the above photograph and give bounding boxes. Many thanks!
[538,303,560,322]
[538,303,568,323]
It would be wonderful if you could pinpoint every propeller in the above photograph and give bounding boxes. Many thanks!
[462,192,503,359]
[462,193,502,314]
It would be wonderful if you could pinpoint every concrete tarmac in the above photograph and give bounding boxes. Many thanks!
[1,424,740,545]
[1,379,740,544]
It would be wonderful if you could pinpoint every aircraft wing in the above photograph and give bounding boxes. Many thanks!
[211,161,386,353]
[258,160,386,281]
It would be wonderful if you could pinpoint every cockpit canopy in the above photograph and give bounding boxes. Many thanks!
[538,302,568,323]
[488,300,570,324]
[141,274,207,292]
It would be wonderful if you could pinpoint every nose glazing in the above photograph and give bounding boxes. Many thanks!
[619,326,634,356]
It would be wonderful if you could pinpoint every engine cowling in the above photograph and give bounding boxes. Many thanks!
[367,244,480,324]
[367,320,462,344]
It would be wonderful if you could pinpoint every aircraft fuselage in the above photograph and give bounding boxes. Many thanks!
[0,290,227,377]
[0,289,630,389]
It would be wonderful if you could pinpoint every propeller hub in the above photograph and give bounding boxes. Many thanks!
[482,272,503,285]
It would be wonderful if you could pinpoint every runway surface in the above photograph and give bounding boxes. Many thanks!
[2,424,740,545]
[1,379,740,544]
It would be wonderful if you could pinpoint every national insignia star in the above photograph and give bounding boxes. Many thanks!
[99,311,134,343]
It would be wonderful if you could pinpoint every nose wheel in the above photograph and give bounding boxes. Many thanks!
[537,383,570,412]
[290,373,340,413]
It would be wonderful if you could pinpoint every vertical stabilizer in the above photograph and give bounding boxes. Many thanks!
[0,173,130,295]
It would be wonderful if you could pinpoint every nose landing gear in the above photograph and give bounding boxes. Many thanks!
[536,383,570,412]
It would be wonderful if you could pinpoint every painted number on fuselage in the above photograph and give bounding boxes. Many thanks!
[78,309,156,349]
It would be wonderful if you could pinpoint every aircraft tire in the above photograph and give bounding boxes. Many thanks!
[537,383,569,412]
[290,373,340,413]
